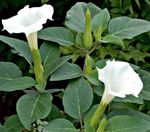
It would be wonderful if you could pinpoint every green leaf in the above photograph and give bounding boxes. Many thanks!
[105,115,150,132]
[0,62,21,84]
[114,95,143,104]
[50,62,83,81]
[0,125,8,132]
[101,35,124,48]
[108,17,150,39]
[41,0,48,4]
[16,93,52,130]
[0,35,32,65]
[85,70,100,86]
[43,118,79,132]
[75,33,83,46]
[44,55,72,78]
[84,105,98,124]
[47,105,63,121]
[84,105,98,132]
[87,2,102,18]
[140,74,150,101]
[92,9,110,37]
[0,62,35,91]
[38,27,74,46]
[63,78,93,119]
[39,41,60,66]
[108,108,150,123]
[65,2,101,32]
[0,77,35,92]
[84,123,95,132]
[4,115,24,132]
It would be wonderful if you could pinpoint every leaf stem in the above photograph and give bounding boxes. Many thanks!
[88,42,100,55]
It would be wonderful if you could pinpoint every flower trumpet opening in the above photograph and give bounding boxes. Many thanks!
[2,4,54,37]
[97,60,143,104]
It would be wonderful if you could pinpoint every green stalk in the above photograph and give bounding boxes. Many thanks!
[31,49,44,85]
[27,32,45,91]
[90,101,107,129]
[96,116,107,132]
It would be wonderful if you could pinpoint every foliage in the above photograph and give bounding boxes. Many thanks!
[0,1,150,132]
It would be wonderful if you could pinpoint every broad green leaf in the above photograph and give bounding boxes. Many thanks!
[43,118,79,132]
[87,2,102,18]
[84,105,98,124]
[65,2,86,32]
[47,105,63,121]
[4,115,24,132]
[105,115,150,132]
[50,62,83,81]
[140,74,150,101]
[0,62,35,91]
[0,77,35,92]
[101,35,124,48]
[17,93,52,130]
[108,17,150,39]
[44,55,72,78]
[84,123,95,132]
[0,35,32,65]
[38,27,74,46]
[75,33,83,46]
[0,125,8,132]
[84,105,98,132]
[135,69,150,101]
[108,109,150,123]
[63,78,93,119]
[114,95,143,104]
[92,9,110,37]
[46,89,63,94]
[85,70,100,86]
[0,62,21,84]
[65,2,101,32]
[39,41,60,66]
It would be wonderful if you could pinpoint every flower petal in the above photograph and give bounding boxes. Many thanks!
[97,60,143,104]
[2,4,54,36]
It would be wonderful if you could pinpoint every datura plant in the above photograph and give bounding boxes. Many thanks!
[0,2,150,132]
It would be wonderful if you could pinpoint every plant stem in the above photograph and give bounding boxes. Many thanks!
[31,49,45,85]
[27,32,45,91]
[96,116,107,132]
[80,117,83,132]
[88,42,100,55]
[90,101,107,129]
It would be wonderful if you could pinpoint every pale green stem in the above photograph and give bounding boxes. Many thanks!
[90,101,107,129]
[96,116,107,132]
[27,32,45,91]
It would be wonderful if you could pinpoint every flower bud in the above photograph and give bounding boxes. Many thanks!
[84,8,93,49]
[84,55,93,74]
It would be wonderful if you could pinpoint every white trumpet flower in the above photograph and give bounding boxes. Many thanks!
[97,60,143,105]
[2,4,53,37]
[1,4,54,90]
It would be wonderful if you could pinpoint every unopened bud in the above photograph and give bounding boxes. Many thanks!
[84,8,93,49]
